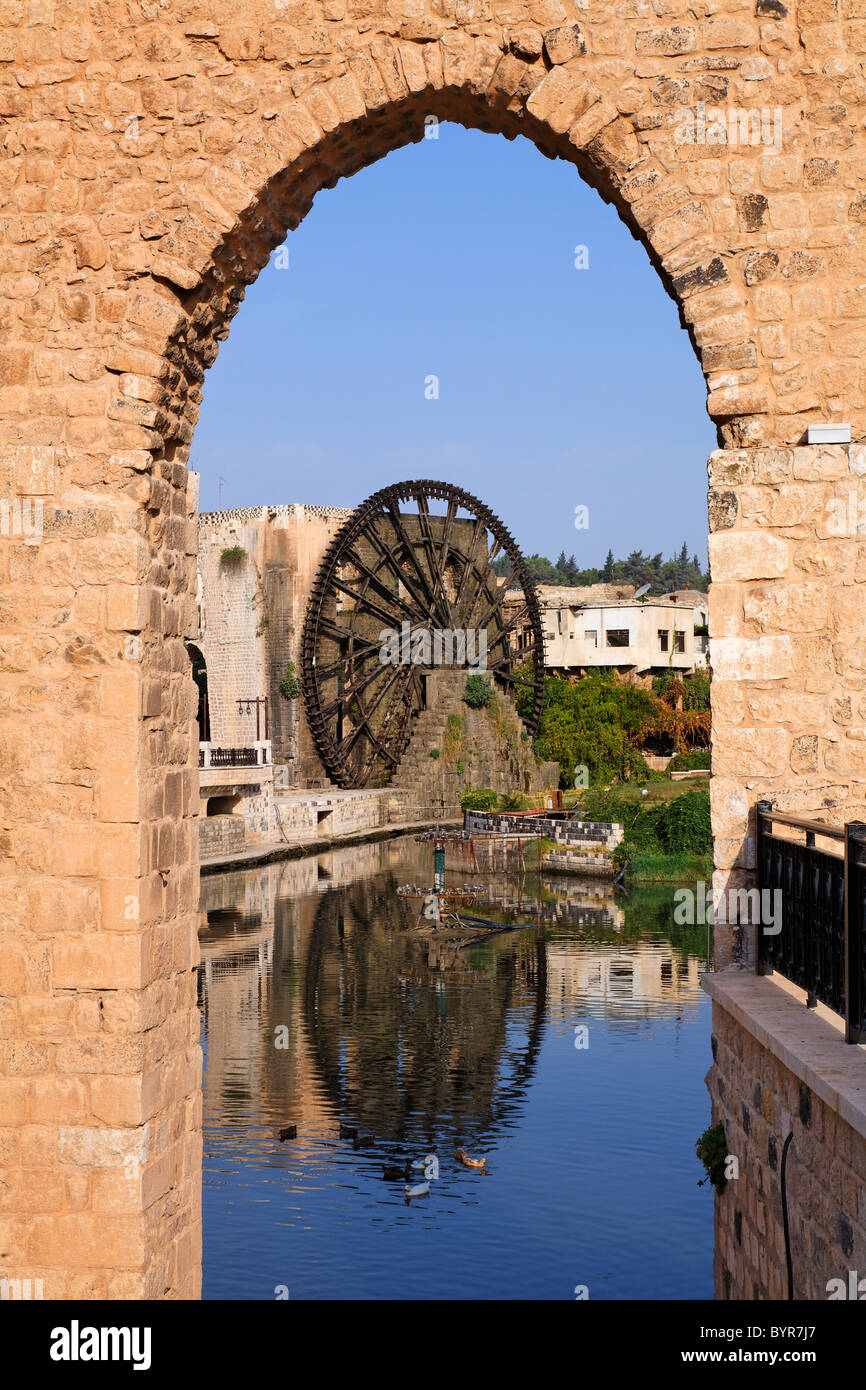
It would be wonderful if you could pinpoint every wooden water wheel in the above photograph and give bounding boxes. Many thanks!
[300,480,545,789]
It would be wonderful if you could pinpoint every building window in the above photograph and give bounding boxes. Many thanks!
[606,629,630,648]
[584,629,597,647]
[658,630,669,652]
[674,630,686,653]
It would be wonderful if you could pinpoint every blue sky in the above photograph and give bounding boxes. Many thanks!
[191,124,715,569]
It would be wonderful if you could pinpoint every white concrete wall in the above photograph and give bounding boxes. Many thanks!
[542,599,700,673]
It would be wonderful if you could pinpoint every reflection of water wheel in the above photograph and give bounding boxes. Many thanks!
[301,480,545,789]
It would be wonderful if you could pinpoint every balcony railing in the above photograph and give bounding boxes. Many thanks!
[756,801,866,1043]
[199,742,272,769]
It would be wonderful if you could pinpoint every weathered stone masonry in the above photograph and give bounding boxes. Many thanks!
[1,0,865,1298]
[704,974,866,1301]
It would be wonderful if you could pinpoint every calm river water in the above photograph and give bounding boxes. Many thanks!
[199,837,714,1300]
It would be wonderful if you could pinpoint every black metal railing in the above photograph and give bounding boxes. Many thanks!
[208,747,259,768]
[756,801,866,1043]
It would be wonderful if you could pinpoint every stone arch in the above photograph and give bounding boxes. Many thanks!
[108,34,793,462]
[2,2,866,1301]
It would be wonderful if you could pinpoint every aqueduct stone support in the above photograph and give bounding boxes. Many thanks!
[0,0,865,1297]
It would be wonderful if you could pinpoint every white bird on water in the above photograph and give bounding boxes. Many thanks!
[404,1181,430,1199]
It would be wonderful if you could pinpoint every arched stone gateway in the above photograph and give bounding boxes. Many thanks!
[1,1,865,1298]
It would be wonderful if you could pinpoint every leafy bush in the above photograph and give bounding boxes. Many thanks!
[463,674,494,709]
[696,1122,729,1194]
[515,669,657,787]
[667,748,711,773]
[430,748,439,759]
[499,790,527,811]
[220,545,246,564]
[658,787,711,855]
[581,787,711,857]
[279,661,301,700]
[683,673,710,711]
[460,787,499,812]
[518,666,711,787]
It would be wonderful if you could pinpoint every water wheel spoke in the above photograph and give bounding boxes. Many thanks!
[314,637,382,682]
[340,545,427,629]
[331,571,417,633]
[318,656,394,722]
[385,502,439,615]
[452,516,488,617]
[413,492,452,628]
[355,666,417,782]
[358,513,435,623]
[438,495,458,578]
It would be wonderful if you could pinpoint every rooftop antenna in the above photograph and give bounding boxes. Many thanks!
[633,582,651,601]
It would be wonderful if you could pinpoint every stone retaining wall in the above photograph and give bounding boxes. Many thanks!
[465,811,623,851]
[198,814,245,861]
[704,973,866,1301]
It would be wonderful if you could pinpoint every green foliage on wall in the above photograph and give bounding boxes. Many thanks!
[516,669,656,786]
[460,787,499,811]
[463,674,494,709]
[515,667,710,789]
[279,660,301,700]
[220,545,247,565]
[696,1123,729,1194]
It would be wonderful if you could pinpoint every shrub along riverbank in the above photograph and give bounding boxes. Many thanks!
[578,785,712,882]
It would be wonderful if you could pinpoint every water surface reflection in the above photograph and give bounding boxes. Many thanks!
[200,840,713,1300]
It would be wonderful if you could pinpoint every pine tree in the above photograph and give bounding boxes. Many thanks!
[602,548,615,582]
[675,541,690,589]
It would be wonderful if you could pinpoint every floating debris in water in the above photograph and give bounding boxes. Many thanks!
[278,1125,297,1142]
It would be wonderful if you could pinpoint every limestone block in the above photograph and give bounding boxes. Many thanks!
[711,635,793,681]
[742,581,828,634]
[709,532,789,582]
[712,726,788,776]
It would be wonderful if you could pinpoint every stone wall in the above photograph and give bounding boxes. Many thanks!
[708,441,866,969]
[705,974,866,1301]
[392,676,556,814]
[199,813,245,860]
[272,788,391,843]
[1,0,865,1302]
[197,503,350,778]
